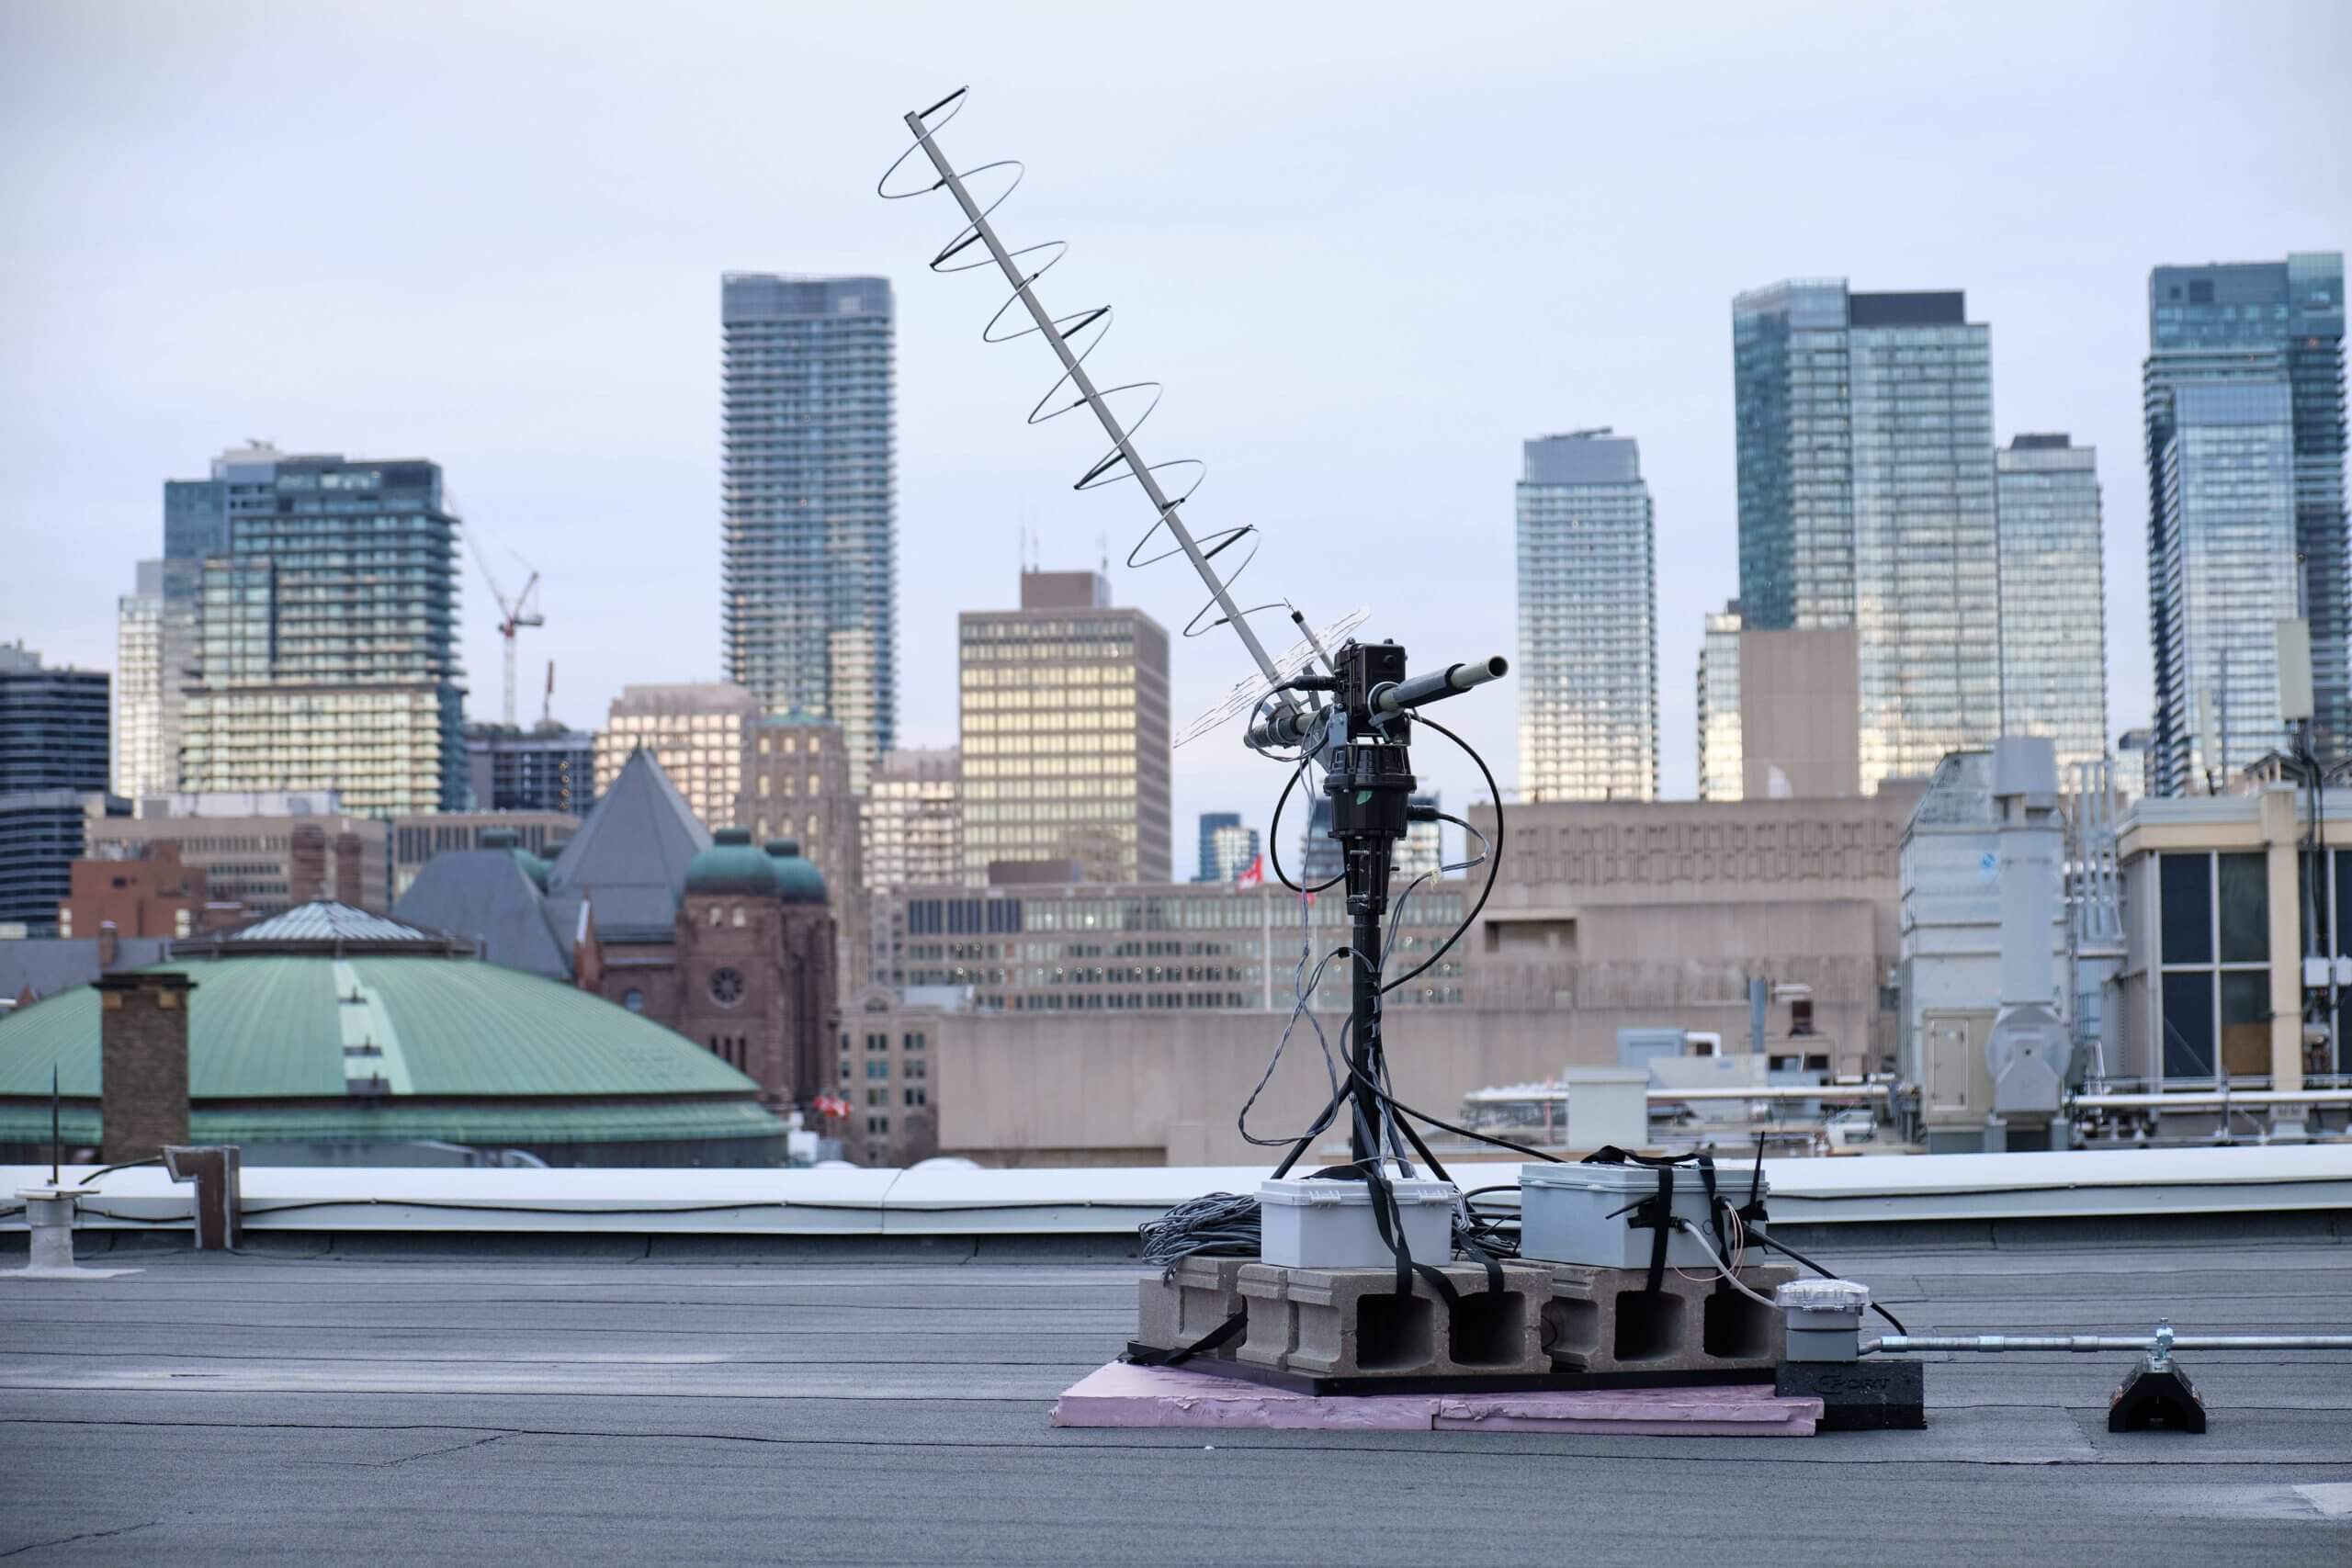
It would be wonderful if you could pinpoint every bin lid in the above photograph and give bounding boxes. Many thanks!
[1258,1175,1457,1208]
[1519,1161,1770,1199]
[1775,1278,1870,1312]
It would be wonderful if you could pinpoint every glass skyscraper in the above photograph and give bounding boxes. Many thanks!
[1193,813,1259,884]
[178,446,465,816]
[2143,254,2346,793]
[1515,431,1658,802]
[1995,434,2109,779]
[720,274,896,792]
[1734,282,1999,792]
[1696,600,1743,801]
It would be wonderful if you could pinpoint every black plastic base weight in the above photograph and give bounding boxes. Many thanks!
[1776,1358,1926,1430]
[2109,1359,2207,1433]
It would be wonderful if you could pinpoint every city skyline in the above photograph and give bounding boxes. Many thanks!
[6,4,2347,846]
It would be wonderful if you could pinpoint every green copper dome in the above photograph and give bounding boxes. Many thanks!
[763,839,828,906]
[684,827,784,897]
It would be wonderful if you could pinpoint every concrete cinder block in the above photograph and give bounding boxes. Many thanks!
[1237,1263,1295,1371]
[1135,1256,1250,1360]
[1241,1262,1552,1378]
[1543,1261,1795,1375]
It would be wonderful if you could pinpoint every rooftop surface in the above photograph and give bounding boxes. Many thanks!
[4,1224,2348,1564]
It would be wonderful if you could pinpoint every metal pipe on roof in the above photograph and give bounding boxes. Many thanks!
[1877,1334,2352,1353]
[1459,1084,1892,1105]
[2070,1089,2352,1110]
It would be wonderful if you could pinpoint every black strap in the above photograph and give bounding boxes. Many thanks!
[1130,1309,1247,1368]
[1738,1140,1770,1226]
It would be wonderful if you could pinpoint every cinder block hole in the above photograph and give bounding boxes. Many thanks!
[1356,1292,1435,1371]
[1611,1289,1685,1364]
[1446,1290,1528,1368]
[1544,1296,1600,1357]
[1702,1284,1773,1360]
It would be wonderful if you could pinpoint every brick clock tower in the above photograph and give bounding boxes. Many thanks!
[673,829,837,1111]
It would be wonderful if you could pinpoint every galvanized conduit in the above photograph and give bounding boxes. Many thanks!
[1875,1335,2352,1353]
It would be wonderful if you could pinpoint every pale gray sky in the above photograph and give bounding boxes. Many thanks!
[5,0,2347,858]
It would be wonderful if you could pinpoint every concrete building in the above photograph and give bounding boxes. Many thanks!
[177,446,466,815]
[91,800,387,916]
[1996,434,2109,779]
[958,570,1171,885]
[1464,788,1918,1071]
[0,902,787,1167]
[881,877,1468,1016]
[467,721,597,814]
[1696,601,1743,801]
[720,274,896,790]
[0,644,116,931]
[390,809,578,898]
[740,714,864,996]
[594,682,760,830]
[833,987,943,1168]
[1735,282,1999,792]
[1516,432,1658,802]
[1739,626,1862,799]
[2143,254,2346,791]
[2111,784,2346,1092]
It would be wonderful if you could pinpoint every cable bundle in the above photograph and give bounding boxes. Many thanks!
[1138,1191,1262,1270]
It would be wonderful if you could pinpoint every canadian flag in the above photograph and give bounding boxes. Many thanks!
[1234,853,1264,890]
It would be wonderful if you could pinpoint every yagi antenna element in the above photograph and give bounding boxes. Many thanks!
[878,87,1304,729]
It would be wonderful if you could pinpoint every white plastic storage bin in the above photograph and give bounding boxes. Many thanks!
[1515,1162,1765,1269]
[1257,1176,1457,1269]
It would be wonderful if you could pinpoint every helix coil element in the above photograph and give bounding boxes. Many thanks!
[879,88,1354,744]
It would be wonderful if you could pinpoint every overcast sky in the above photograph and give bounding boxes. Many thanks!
[6,1,2348,861]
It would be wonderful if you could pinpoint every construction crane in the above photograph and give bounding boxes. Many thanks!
[466,531,544,728]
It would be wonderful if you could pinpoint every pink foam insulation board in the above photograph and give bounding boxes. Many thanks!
[1051,1362,1821,1437]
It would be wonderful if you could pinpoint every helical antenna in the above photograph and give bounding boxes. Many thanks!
[878,87,1311,736]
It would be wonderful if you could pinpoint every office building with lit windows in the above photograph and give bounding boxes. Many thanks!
[594,682,761,832]
[2143,254,2346,793]
[959,570,1170,886]
[176,446,465,816]
[863,748,963,891]
[720,274,896,791]
[1996,434,2109,780]
[1734,282,1999,792]
[1515,431,1657,801]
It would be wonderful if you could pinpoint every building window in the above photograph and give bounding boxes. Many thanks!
[865,1113,888,1134]
[732,905,747,928]
[903,1086,927,1108]
[2155,851,2270,1078]
[622,988,644,1013]
[866,1058,888,1080]
[866,1032,888,1052]
[708,966,745,1008]
[903,1031,926,1052]
[866,1087,888,1107]
[707,905,722,927]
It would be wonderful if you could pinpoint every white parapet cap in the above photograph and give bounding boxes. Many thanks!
[6,1145,2349,1238]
